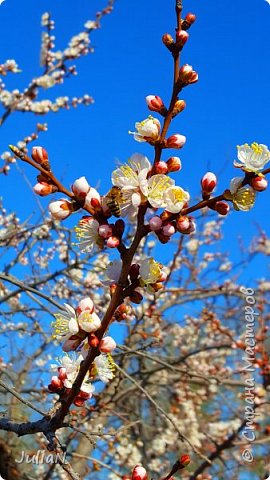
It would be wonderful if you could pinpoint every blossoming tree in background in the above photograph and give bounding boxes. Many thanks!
[0,1,270,479]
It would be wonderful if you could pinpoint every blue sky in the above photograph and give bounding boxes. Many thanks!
[0,0,270,280]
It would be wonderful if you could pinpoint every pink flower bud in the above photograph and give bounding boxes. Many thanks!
[176,30,189,46]
[154,161,168,174]
[162,223,175,237]
[166,156,182,172]
[166,134,186,149]
[77,297,94,315]
[84,188,101,214]
[251,176,268,192]
[50,376,63,390]
[99,336,117,353]
[49,199,73,220]
[201,172,217,194]
[31,146,49,164]
[107,236,120,248]
[146,95,165,113]
[159,271,167,282]
[179,64,198,85]
[149,216,163,231]
[72,176,90,199]
[99,224,113,239]
[33,182,54,196]
[215,201,230,216]
[132,465,147,480]
[58,367,67,381]
[176,215,190,233]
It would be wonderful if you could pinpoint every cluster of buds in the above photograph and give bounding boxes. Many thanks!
[149,210,196,243]
[162,12,196,54]
[48,365,93,407]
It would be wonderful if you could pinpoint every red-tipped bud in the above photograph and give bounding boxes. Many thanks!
[58,367,67,381]
[172,100,186,117]
[176,30,189,47]
[179,64,198,85]
[99,224,113,239]
[215,201,230,216]
[78,390,91,400]
[88,333,99,348]
[162,223,176,237]
[201,172,217,195]
[149,216,163,231]
[31,146,49,164]
[48,376,63,392]
[84,188,101,214]
[72,176,90,199]
[131,465,147,480]
[176,215,190,233]
[166,134,186,149]
[162,33,174,49]
[182,13,196,30]
[99,336,117,353]
[129,290,143,304]
[107,236,120,248]
[166,156,182,172]
[251,176,268,192]
[154,161,168,174]
[129,263,140,281]
[179,454,191,468]
[49,199,74,220]
[146,95,165,113]
[33,182,55,196]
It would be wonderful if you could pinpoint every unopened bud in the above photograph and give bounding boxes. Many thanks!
[176,215,190,233]
[33,182,55,196]
[166,156,182,172]
[201,172,217,195]
[179,454,191,468]
[88,333,100,348]
[48,376,63,391]
[157,232,171,244]
[179,64,198,85]
[172,99,186,117]
[99,224,113,239]
[131,465,147,480]
[84,187,101,214]
[162,33,174,49]
[107,236,120,248]
[49,199,74,220]
[182,13,196,30]
[149,216,163,231]
[250,176,268,192]
[162,223,176,237]
[176,30,189,47]
[146,95,166,114]
[166,134,186,149]
[77,296,94,315]
[99,336,117,353]
[72,176,90,199]
[154,161,168,174]
[31,146,49,165]
[215,201,230,216]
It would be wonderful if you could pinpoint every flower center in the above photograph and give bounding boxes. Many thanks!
[251,142,263,155]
